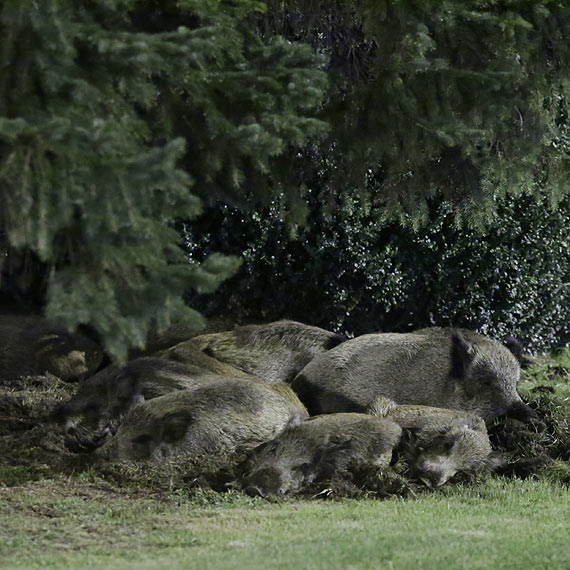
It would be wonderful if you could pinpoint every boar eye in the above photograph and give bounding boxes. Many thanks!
[131,434,152,446]
[296,462,312,476]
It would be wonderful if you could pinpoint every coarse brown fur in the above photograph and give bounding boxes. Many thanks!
[292,327,531,422]
[239,413,402,498]
[369,398,493,487]
[59,341,309,454]
[160,320,345,384]
[155,341,255,380]
[97,378,308,462]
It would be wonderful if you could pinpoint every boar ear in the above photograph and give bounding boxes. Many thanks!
[504,336,534,369]
[504,336,523,362]
[312,437,354,474]
[202,346,216,358]
[366,396,398,417]
[398,428,421,459]
[115,370,140,399]
[450,332,475,379]
[319,434,354,459]
[162,412,192,443]
[399,428,415,446]
[325,334,346,350]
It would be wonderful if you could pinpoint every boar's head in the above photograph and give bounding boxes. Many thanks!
[450,332,533,422]
[405,424,492,487]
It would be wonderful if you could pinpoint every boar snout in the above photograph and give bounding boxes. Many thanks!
[64,425,110,453]
[506,401,535,422]
[416,461,454,488]
[242,466,288,498]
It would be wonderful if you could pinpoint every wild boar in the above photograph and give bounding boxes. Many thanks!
[59,352,307,454]
[159,320,345,384]
[369,398,493,487]
[0,315,103,381]
[57,351,264,453]
[239,413,402,498]
[291,328,532,422]
[97,378,308,462]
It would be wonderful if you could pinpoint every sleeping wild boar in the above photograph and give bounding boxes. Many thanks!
[57,351,271,453]
[369,398,493,487]
[97,378,308,462]
[292,328,532,422]
[240,413,402,498]
[159,320,345,384]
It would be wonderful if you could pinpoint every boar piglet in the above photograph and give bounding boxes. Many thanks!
[97,378,308,461]
[162,320,345,384]
[292,327,533,422]
[370,399,493,487]
[239,413,402,498]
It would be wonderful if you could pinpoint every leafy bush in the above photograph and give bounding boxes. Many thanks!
[188,191,570,351]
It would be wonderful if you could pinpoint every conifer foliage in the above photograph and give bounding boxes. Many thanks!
[266,0,570,223]
[0,0,328,359]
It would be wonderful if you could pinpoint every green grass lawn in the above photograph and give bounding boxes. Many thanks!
[1,476,568,570]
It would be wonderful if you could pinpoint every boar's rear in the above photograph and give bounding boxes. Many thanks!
[160,320,345,384]
[291,327,532,423]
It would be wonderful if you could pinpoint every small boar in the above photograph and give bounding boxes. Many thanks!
[239,413,402,498]
[97,378,308,462]
[369,398,493,487]
[0,315,103,381]
[291,328,532,422]
[159,320,345,384]
[57,352,264,453]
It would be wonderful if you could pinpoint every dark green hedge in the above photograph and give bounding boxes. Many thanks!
[186,193,570,352]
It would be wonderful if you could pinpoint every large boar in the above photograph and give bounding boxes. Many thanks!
[97,379,308,462]
[0,315,103,381]
[369,398,493,487]
[291,328,532,422]
[57,351,263,453]
[159,320,345,384]
[239,413,402,498]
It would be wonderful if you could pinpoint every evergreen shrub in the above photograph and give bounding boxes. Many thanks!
[188,193,570,352]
